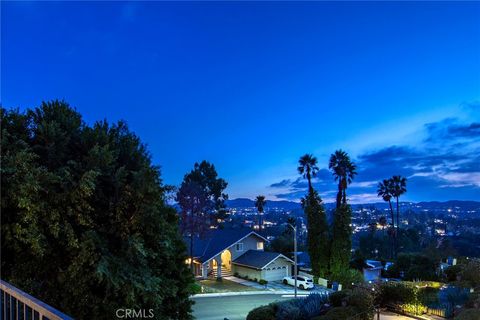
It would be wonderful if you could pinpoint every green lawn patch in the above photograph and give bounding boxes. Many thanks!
[197,279,260,293]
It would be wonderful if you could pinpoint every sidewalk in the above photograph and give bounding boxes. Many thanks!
[223,276,268,290]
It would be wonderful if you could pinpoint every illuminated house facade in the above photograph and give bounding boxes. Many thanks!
[185,229,294,281]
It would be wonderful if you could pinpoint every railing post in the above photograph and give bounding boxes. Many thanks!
[1,280,73,320]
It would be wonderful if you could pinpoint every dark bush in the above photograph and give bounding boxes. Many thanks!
[329,269,364,289]
[329,291,349,307]
[303,293,330,318]
[316,306,358,320]
[246,304,276,320]
[276,299,307,320]
[456,309,480,320]
[259,279,268,286]
[188,282,202,294]
[376,282,416,306]
[444,265,462,282]
[418,286,439,305]
[348,288,374,320]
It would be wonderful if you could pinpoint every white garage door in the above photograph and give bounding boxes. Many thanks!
[264,265,288,281]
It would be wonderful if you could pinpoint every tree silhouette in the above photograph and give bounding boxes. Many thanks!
[254,195,266,230]
[297,154,319,192]
[329,150,357,208]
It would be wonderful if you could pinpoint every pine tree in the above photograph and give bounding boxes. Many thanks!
[302,190,330,278]
[329,204,353,276]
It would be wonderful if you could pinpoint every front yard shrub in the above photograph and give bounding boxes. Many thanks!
[418,286,439,305]
[444,265,462,282]
[302,293,330,318]
[456,309,480,320]
[316,306,358,320]
[276,299,306,320]
[259,279,268,286]
[329,291,348,307]
[188,282,202,294]
[329,268,364,289]
[376,282,416,306]
[246,304,276,320]
[348,288,374,320]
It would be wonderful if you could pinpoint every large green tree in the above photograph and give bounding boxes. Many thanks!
[329,204,353,275]
[176,161,227,272]
[302,190,330,277]
[297,154,329,277]
[1,101,193,320]
[328,150,356,275]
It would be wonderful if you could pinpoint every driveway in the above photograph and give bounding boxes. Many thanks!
[224,276,330,294]
[192,293,292,320]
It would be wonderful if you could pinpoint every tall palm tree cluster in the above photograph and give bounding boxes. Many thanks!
[297,150,357,278]
[377,175,407,258]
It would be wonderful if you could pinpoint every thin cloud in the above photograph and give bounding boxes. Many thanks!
[270,105,480,202]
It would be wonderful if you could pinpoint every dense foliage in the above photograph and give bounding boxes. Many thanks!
[384,253,438,281]
[1,101,193,319]
[176,160,227,272]
[246,304,276,320]
[247,293,330,320]
[329,205,353,275]
[314,289,374,320]
[303,190,330,277]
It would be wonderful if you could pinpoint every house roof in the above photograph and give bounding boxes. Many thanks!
[184,228,267,263]
[232,250,294,270]
[365,260,383,269]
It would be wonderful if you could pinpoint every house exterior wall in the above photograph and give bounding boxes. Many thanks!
[227,234,265,260]
[199,233,266,279]
[233,265,262,280]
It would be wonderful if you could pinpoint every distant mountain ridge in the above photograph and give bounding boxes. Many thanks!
[226,198,480,211]
[226,198,302,210]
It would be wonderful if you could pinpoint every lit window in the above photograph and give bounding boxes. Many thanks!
[236,243,244,251]
[257,242,264,250]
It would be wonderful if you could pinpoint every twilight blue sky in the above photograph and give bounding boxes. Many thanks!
[2,1,479,203]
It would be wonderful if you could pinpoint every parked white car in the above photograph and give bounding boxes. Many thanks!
[282,276,314,290]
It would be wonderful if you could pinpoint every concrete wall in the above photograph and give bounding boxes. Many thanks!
[233,265,262,281]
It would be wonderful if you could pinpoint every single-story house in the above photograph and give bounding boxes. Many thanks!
[363,260,393,282]
[185,228,294,281]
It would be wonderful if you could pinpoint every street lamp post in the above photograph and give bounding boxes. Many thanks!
[287,223,298,298]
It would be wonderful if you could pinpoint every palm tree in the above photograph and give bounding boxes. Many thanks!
[297,154,319,192]
[378,216,388,235]
[328,150,357,208]
[390,175,407,231]
[255,195,267,230]
[377,179,395,228]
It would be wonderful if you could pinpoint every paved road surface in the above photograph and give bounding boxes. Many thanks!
[192,295,422,320]
[192,294,291,320]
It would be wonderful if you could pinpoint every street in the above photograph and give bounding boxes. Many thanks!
[191,293,292,320]
[192,294,424,320]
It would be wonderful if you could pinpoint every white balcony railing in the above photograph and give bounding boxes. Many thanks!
[1,279,73,320]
